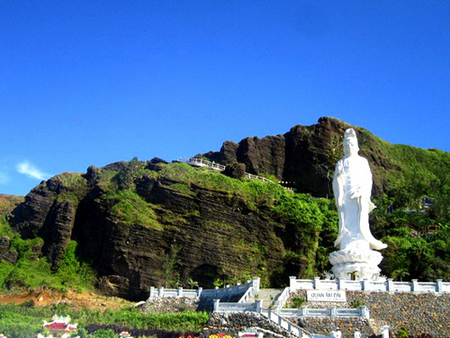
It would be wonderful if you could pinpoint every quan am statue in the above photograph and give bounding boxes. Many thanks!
[330,128,387,280]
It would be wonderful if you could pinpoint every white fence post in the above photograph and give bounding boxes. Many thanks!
[387,278,394,291]
[290,276,297,289]
[362,279,367,291]
[213,299,220,312]
[158,287,164,297]
[252,277,260,292]
[361,306,370,319]
[197,287,203,297]
[314,277,321,289]
[381,326,390,338]
[149,286,155,298]
[256,299,263,313]
[330,307,337,317]
[436,279,443,292]
[178,287,183,297]
[300,307,307,316]
[411,279,418,291]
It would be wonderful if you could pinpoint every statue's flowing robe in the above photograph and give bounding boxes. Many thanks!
[332,155,386,250]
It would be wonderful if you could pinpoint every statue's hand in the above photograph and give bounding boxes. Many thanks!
[350,186,363,199]
[350,190,360,199]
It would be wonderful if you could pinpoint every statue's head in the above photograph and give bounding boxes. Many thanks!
[343,128,359,156]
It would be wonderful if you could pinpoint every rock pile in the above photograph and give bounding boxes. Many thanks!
[139,296,199,314]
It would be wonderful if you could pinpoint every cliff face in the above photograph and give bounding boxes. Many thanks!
[9,160,324,300]
[204,117,397,198]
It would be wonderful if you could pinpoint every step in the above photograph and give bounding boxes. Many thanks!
[249,288,283,307]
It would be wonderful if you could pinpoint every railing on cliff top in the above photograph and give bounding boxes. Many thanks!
[187,158,273,184]
[289,276,450,293]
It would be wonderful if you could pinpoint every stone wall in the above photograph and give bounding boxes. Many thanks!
[288,290,450,337]
[202,312,292,338]
[139,296,198,314]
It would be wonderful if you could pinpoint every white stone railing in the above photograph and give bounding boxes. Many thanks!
[274,287,291,312]
[188,158,226,171]
[213,302,306,338]
[201,277,260,302]
[289,276,450,293]
[187,158,273,183]
[214,299,263,312]
[265,308,307,337]
[238,285,256,303]
[149,286,203,298]
[149,278,261,300]
[279,306,370,319]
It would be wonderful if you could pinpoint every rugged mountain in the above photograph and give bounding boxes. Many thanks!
[3,118,450,300]
[203,116,447,199]
[8,159,335,300]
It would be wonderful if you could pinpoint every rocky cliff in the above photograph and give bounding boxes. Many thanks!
[8,158,335,300]
[203,117,405,198]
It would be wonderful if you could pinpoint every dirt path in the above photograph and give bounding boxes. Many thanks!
[0,289,136,311]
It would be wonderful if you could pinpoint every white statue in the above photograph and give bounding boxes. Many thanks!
[329,128,387,280]
[332,128,387,251]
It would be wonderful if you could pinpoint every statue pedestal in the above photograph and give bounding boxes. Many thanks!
[329,240,383,280]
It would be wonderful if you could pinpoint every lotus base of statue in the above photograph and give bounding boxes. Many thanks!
[329,239,383,280]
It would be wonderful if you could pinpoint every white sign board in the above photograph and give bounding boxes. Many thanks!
[307,290,346,302]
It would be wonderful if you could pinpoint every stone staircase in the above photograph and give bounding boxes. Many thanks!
[247,288,284,309]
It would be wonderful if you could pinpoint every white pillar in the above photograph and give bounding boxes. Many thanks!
[158,287,164,297]
[411,279,418,291]
[300,306,307,316]
[178,287,183,297]
[252,277,260,292]
[149,286,155,298]
[362,279,368,291]
[436,279,443,292]
[314,277,321,289]
[387,278,394,291]
[361,306,370,319]
[255,299,263,313]
[330,307,337,317]
[213,299,220,312]
[289,276,297,289]
[381,326,390,338]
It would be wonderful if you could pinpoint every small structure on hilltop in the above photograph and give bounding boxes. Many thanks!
[329,128,387,280]
[42,315,77,337]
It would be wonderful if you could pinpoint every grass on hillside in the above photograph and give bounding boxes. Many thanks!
[0,302,208,338]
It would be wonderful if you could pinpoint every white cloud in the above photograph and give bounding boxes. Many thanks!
[16,161,50,181]
[0,172,9,185]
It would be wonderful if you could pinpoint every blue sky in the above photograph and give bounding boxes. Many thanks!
[1,1,449,196]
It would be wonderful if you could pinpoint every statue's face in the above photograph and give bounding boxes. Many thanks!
[344,137,359,156]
